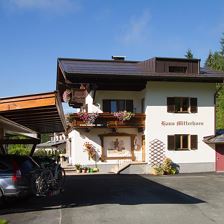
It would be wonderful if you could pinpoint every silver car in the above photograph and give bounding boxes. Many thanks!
[0,155,40,203]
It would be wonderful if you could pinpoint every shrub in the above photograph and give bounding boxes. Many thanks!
[0,219,9,224]
[153,158,178,175]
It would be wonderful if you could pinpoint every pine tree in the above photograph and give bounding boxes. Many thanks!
[185,49,193,59]
[205,50,213,68]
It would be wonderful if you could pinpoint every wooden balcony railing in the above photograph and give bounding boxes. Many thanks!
[69,113,146,129]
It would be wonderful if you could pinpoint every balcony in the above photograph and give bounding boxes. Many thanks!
[68,113,146,130]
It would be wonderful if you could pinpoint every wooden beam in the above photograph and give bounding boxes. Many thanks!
[19,121,62,126]
[12,116,62,122]
[0,97,56,112]
[0,92,56,103]
[0,107,57,116]
[55,92,67,132]
[0,138,40,145]
[3,111,59,119]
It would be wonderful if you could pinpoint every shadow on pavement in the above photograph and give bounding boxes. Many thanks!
[0,174,205,215]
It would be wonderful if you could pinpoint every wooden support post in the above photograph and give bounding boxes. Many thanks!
[30,144,37,156]
[0,128,6,154]
[0,145,6,154]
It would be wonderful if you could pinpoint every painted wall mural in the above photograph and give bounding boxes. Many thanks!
[104,136,132,158]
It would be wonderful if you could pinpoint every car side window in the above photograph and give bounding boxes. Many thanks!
[20,160,34,174]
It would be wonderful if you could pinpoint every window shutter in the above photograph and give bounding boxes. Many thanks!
[190,98,198,113]
[167,97,175,113]
[126,100,133,112]
[103,100,110,112]
[191,135,198,150]
[168,135,175,150]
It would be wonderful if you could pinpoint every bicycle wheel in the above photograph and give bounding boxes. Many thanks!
[36,169,53,196]
[30,170,41,196]
[57,168,66,191]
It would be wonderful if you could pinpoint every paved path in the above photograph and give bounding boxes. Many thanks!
[1,173,224,224]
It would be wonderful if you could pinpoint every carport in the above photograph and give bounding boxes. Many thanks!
[204,135,224,172]
[0,91,66,155]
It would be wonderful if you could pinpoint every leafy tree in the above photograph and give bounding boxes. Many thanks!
[185,49,194,59]
[7,135,31,155]
[41,133,51,143]
[205,34,224,129]
[34,149,48,156]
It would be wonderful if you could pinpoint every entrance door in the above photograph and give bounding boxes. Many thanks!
[216,145,224,171]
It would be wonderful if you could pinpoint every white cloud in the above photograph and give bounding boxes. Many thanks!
[119,10,151,45]
[5,0,80,13]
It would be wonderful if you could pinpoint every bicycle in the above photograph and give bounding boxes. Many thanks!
[31,159,66,197]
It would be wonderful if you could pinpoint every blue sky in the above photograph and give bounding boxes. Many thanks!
[0,0,224,98]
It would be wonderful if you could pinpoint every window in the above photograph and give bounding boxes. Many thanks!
[169,66,187,73]
[168,135,198,150]
[103,100,133,112]
[167,97,197,113]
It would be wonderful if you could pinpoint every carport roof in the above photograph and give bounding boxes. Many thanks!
[0,92,66,133]
[203,134,224,144]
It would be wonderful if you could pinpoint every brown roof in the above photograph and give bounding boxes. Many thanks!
[57,57,224,101]
[58,58,143,76]
[58,57,224,80]
[0,92,66,133]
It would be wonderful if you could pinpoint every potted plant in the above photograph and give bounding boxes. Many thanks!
[75,164,81,172]
[83,142,96,160]
[93,167,99,172]
[113,111,135,123]
[83,167,88,173]
[78,112,99,125]
[62,89,71,103]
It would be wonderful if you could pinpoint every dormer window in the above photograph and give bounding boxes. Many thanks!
[167,97,197,113]
[169,66,187,73]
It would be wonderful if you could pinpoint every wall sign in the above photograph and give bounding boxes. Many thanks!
[161,121,204,127]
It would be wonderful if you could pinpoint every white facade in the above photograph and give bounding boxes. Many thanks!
[145,82,216,172]
[68,81,217,173]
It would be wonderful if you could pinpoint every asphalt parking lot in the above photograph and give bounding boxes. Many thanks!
[1,173,224,224]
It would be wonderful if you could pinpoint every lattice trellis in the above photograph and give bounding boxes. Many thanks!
[149,139,165,166]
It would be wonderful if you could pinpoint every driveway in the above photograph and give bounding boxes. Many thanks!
[1,173,224,224]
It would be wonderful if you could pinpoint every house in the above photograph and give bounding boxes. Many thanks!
[36,132,67,154]
[57,56,224,173]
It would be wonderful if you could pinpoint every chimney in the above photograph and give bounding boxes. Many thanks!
[112,56,126,61]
